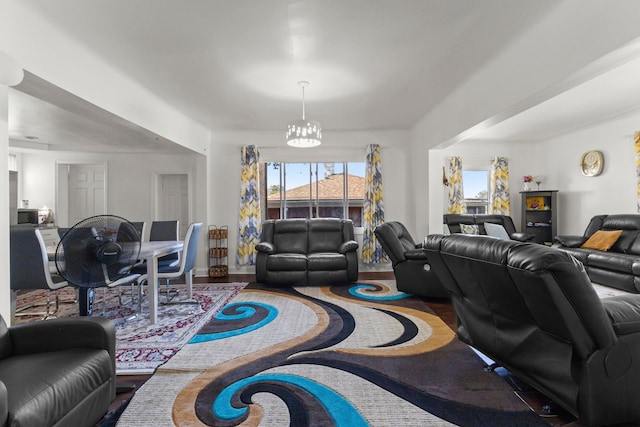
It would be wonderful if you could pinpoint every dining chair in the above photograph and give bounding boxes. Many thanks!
[137,222,203,304]
[115,221,146,306]
[149,220,180,268]
[10,227,71,318]
[131,220,180,301]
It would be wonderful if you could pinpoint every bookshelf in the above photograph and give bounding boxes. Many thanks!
[520,190,558,245]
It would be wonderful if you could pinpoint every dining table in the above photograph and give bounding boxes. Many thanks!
[48,239,185,324]
[137,240,184,325]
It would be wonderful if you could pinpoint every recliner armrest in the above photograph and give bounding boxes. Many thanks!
[10,317,115,356]
[339,240,359,253]
[405,248,428,260]
[553,235,587,248]
[255,242,276,254]
[602,294,640,335]
[0,380,7,427]
[511,232,535,242]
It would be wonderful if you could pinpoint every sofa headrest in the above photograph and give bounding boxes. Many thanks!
[439,233,516,265]
[600,214,640,231]
[273,219,308,234]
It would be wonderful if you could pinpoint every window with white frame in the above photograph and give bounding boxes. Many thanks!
[462,169,489,214]
[262,162,365,226]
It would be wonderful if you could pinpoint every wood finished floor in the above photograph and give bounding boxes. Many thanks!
[108,272,576,426]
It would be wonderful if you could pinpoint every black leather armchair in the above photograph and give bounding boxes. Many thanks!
[424,233,640,426]
[374,222,447,298]
[256,218,359,284]
[0,314,116,426]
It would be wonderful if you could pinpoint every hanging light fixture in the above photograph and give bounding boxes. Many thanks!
[286,81,322,148]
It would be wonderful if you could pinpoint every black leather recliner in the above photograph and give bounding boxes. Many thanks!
[374,222,447,298]
[553,214,640,293]
[256,218,359,284]
[0,314,116,426]
[424,233,640,426]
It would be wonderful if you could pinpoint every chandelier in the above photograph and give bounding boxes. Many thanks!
[286,81,322,148]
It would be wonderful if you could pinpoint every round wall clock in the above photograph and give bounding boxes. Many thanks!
[580,150,604,176]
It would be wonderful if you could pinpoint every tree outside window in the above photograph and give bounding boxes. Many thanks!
[262,162,365,226]
[462,170,489,214]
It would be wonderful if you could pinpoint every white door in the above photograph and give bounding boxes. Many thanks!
[157,174,189,238]
[68,164,105,225]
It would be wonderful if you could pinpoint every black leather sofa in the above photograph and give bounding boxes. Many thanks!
[374,221,447,298]
[553,214,640,293]
[443,214,533,241]
[256,218,359,284]
[0,314,116,427]
[424,233,640,426]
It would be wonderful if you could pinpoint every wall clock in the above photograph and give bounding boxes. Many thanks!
[580,150,604,177]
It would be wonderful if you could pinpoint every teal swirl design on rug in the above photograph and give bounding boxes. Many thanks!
[348,283,410,300]
[214,373,368,426]
[119,281,550,426]
[188,301,277,343]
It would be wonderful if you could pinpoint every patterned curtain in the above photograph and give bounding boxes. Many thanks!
[636,132,640,213]
[489,157,510,215]
[447,156,466,214]
[237,145,261,265]
[362,144,388,264]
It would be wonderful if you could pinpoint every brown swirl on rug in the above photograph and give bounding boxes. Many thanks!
[119,281,550,426]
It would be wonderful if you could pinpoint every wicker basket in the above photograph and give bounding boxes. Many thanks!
[209,248,228,258]
[209,265,228,278]
[208,227,228,240]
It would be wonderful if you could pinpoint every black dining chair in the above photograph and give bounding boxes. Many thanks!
[10,227,71,318]
[136,222,203,304]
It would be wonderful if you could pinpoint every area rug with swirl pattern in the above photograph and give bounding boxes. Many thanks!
[116,280,550,426]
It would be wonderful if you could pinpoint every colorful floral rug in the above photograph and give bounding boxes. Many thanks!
[116,280,550,426]
[14,283,246,374]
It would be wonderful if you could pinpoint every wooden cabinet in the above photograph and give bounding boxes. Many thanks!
[520,190,558,245]
[208,225,228,278]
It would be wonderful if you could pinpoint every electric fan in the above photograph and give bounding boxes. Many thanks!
[55,215,142,315]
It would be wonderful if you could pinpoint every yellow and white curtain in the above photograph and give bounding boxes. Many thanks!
[237,145,261,265]
[447,156,466,214]
[636,132,640,213]
[362,144,388,264]
[489,157,510,215]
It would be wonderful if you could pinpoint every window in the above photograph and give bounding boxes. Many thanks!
[462,170,489,214]
[262,162,365,226]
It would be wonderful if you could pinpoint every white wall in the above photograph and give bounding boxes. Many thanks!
[1,86,10,322]
[536,109,640,235]
[427,108,640,237]
[209,129,411,273]
[12,149,210,274]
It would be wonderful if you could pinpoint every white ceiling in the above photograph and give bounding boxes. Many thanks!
[7,0,640,153]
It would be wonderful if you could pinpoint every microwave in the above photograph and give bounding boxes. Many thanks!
[17,209,39,225]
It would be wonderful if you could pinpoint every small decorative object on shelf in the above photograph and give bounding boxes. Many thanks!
[208,225,228,277]
[523,175,533,192]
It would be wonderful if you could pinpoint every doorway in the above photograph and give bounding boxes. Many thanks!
[155,173,190,239]
[56,162,107,227]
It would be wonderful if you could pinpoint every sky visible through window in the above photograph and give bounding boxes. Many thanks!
[463,170,489,198]
[267,162,366,190]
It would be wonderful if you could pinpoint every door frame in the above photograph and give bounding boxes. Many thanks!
[152,171,193,237]
[55,160,108,227]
